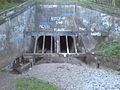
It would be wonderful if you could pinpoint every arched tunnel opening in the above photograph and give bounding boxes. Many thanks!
[37,36,55,53]
[60,36,75,53]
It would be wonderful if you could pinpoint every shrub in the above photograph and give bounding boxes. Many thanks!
[96,40,120,57]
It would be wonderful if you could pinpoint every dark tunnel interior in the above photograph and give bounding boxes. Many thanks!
[68,36,75,53]
[60,36,67,53]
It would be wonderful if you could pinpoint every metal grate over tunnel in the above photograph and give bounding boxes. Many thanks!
[24,33,86,58]
[36,36,77,54]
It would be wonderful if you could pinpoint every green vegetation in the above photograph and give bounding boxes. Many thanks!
[0,0,120,13]
[96,41,120,57]
[0,0,26,12]
[36,0,120,7]
[15,77,58,90]
[82,0,120,7]
[35,0,120,16]
[78,0,120,17]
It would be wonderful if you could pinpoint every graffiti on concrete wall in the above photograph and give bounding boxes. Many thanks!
[0,6,35,66]
[77,6,120,39]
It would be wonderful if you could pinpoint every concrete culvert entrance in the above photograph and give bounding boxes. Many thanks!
[23,4,88,66]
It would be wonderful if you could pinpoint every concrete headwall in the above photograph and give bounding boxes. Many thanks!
[0,6,35,68]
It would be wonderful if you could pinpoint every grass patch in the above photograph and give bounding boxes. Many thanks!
[14,77,58,90]
[96,40,120,57]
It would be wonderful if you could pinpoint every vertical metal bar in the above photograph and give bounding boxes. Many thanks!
[73,36,77,53]
[54,36,57,53]
[51,36,53,53]
[34,37,38,54]
[66,36,69,53]
[57,36,60,53]
[42,36,45,53]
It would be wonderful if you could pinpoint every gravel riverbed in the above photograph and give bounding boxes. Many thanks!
[22,59,120,90]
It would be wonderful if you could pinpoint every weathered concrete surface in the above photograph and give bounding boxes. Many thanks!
[77,6,120,40]
[0,6,35,68]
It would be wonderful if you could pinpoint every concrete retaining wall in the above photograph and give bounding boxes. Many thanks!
[0,6,35,68]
